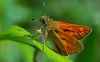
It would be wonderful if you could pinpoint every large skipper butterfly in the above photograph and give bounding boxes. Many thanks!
[36,2,92,56]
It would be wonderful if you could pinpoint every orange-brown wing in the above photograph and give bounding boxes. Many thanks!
[56,21,92,40]
[47,30,68,56]
[56,29,83,55]
[48,29,83,55]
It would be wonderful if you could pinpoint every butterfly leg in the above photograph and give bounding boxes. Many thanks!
[32,26,42,39]
[42,29,48,50]
[34,24,45,37]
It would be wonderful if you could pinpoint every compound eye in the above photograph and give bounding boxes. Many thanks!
[41,19,46,24]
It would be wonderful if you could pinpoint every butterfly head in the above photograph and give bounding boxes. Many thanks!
[40,15,49,24]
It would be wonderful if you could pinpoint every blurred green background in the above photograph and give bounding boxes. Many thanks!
[0,0,99,62]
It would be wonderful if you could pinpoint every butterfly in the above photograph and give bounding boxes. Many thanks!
[35,2,92,56]
[38,15,92,56]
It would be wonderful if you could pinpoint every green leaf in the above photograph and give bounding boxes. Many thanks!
[0,26,72,62]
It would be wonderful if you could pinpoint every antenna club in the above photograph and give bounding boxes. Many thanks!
[42,2,45,7]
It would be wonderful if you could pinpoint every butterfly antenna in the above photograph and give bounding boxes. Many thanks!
[42,2,46,16]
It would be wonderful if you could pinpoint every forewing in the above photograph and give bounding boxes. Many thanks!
[56,21,92,40]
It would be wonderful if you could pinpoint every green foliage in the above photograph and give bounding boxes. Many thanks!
[0,26,72,62]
